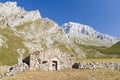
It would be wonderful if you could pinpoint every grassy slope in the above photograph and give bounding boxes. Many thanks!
[76,41,120,58]
[75,43,105,58]
[0,19,61,65]
[53,41,80,60]
[101,41,120,55]
[0,28,29,65]
[53,40,119,59]
[79,58,120,63]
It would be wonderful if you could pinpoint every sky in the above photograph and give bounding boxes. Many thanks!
[0,0,120,38]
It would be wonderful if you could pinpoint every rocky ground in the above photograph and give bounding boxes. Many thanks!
[1,69,120,80]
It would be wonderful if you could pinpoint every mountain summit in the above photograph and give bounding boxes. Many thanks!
[61,22,119,46]
[0,2,119,65]
[0,2,41,28]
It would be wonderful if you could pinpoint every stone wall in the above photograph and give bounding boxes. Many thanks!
[29,48,75,70]
[1,61,120,78]
[0,63,29,78]
[5,63,29,76]
[0,56,29,78]
[72,62,120,70]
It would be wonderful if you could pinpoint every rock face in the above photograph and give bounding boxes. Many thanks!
[5,63,29,76]
[25,48,75,71]
[62,22,119,46]
[0,2,41,28]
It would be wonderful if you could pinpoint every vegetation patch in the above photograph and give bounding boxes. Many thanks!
[101,41,120,56]
[0,28,29,65]
[79,58,120,63]
[53,41,79,59]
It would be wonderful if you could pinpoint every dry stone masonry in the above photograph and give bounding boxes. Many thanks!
[72,61,120,70]
[5,63,29,76]
[26,48,75,71]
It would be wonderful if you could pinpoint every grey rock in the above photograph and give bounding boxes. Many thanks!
[72,62,120,70]
[5,63,29,76]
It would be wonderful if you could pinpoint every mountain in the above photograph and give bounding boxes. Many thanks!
[61,22,119,47]
[0,2,41,28]
[0,2,75,65]
[0,2,119,65]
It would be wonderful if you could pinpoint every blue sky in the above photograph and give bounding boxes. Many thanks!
[1,0,120,38]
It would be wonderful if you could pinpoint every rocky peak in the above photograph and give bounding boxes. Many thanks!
[0,2,41,28]
[62,22,95,35]
[0,2,23,17]
[61,22,119,42]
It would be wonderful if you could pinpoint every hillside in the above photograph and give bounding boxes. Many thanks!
[101,41,120,57]
[0,2,119,66]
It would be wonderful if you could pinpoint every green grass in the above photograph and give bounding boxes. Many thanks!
[53,40,120,59]
[53,41,79,59]
[101,41,120,56]
[76,41,120,58]
[78,58,120,63]
[77,41,120,58]
[75,43,106,58]
[0,28,29,65]
[16,21,33,31]
[53,41,117,59]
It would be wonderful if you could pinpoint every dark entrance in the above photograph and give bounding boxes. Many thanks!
[23,56,30,66]
[52,61,57,70]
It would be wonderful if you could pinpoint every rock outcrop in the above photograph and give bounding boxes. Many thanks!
[0,2,41,28]
[5,63,29,76]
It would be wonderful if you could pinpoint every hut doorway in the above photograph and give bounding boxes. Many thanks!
[52,61,58,70]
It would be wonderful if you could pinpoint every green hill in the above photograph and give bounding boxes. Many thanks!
[101,41,120,57]
[0,28,29,65]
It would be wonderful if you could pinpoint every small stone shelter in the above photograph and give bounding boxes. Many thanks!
[23,48,74,71]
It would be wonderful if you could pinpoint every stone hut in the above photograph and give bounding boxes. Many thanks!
[23,48,74,71]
